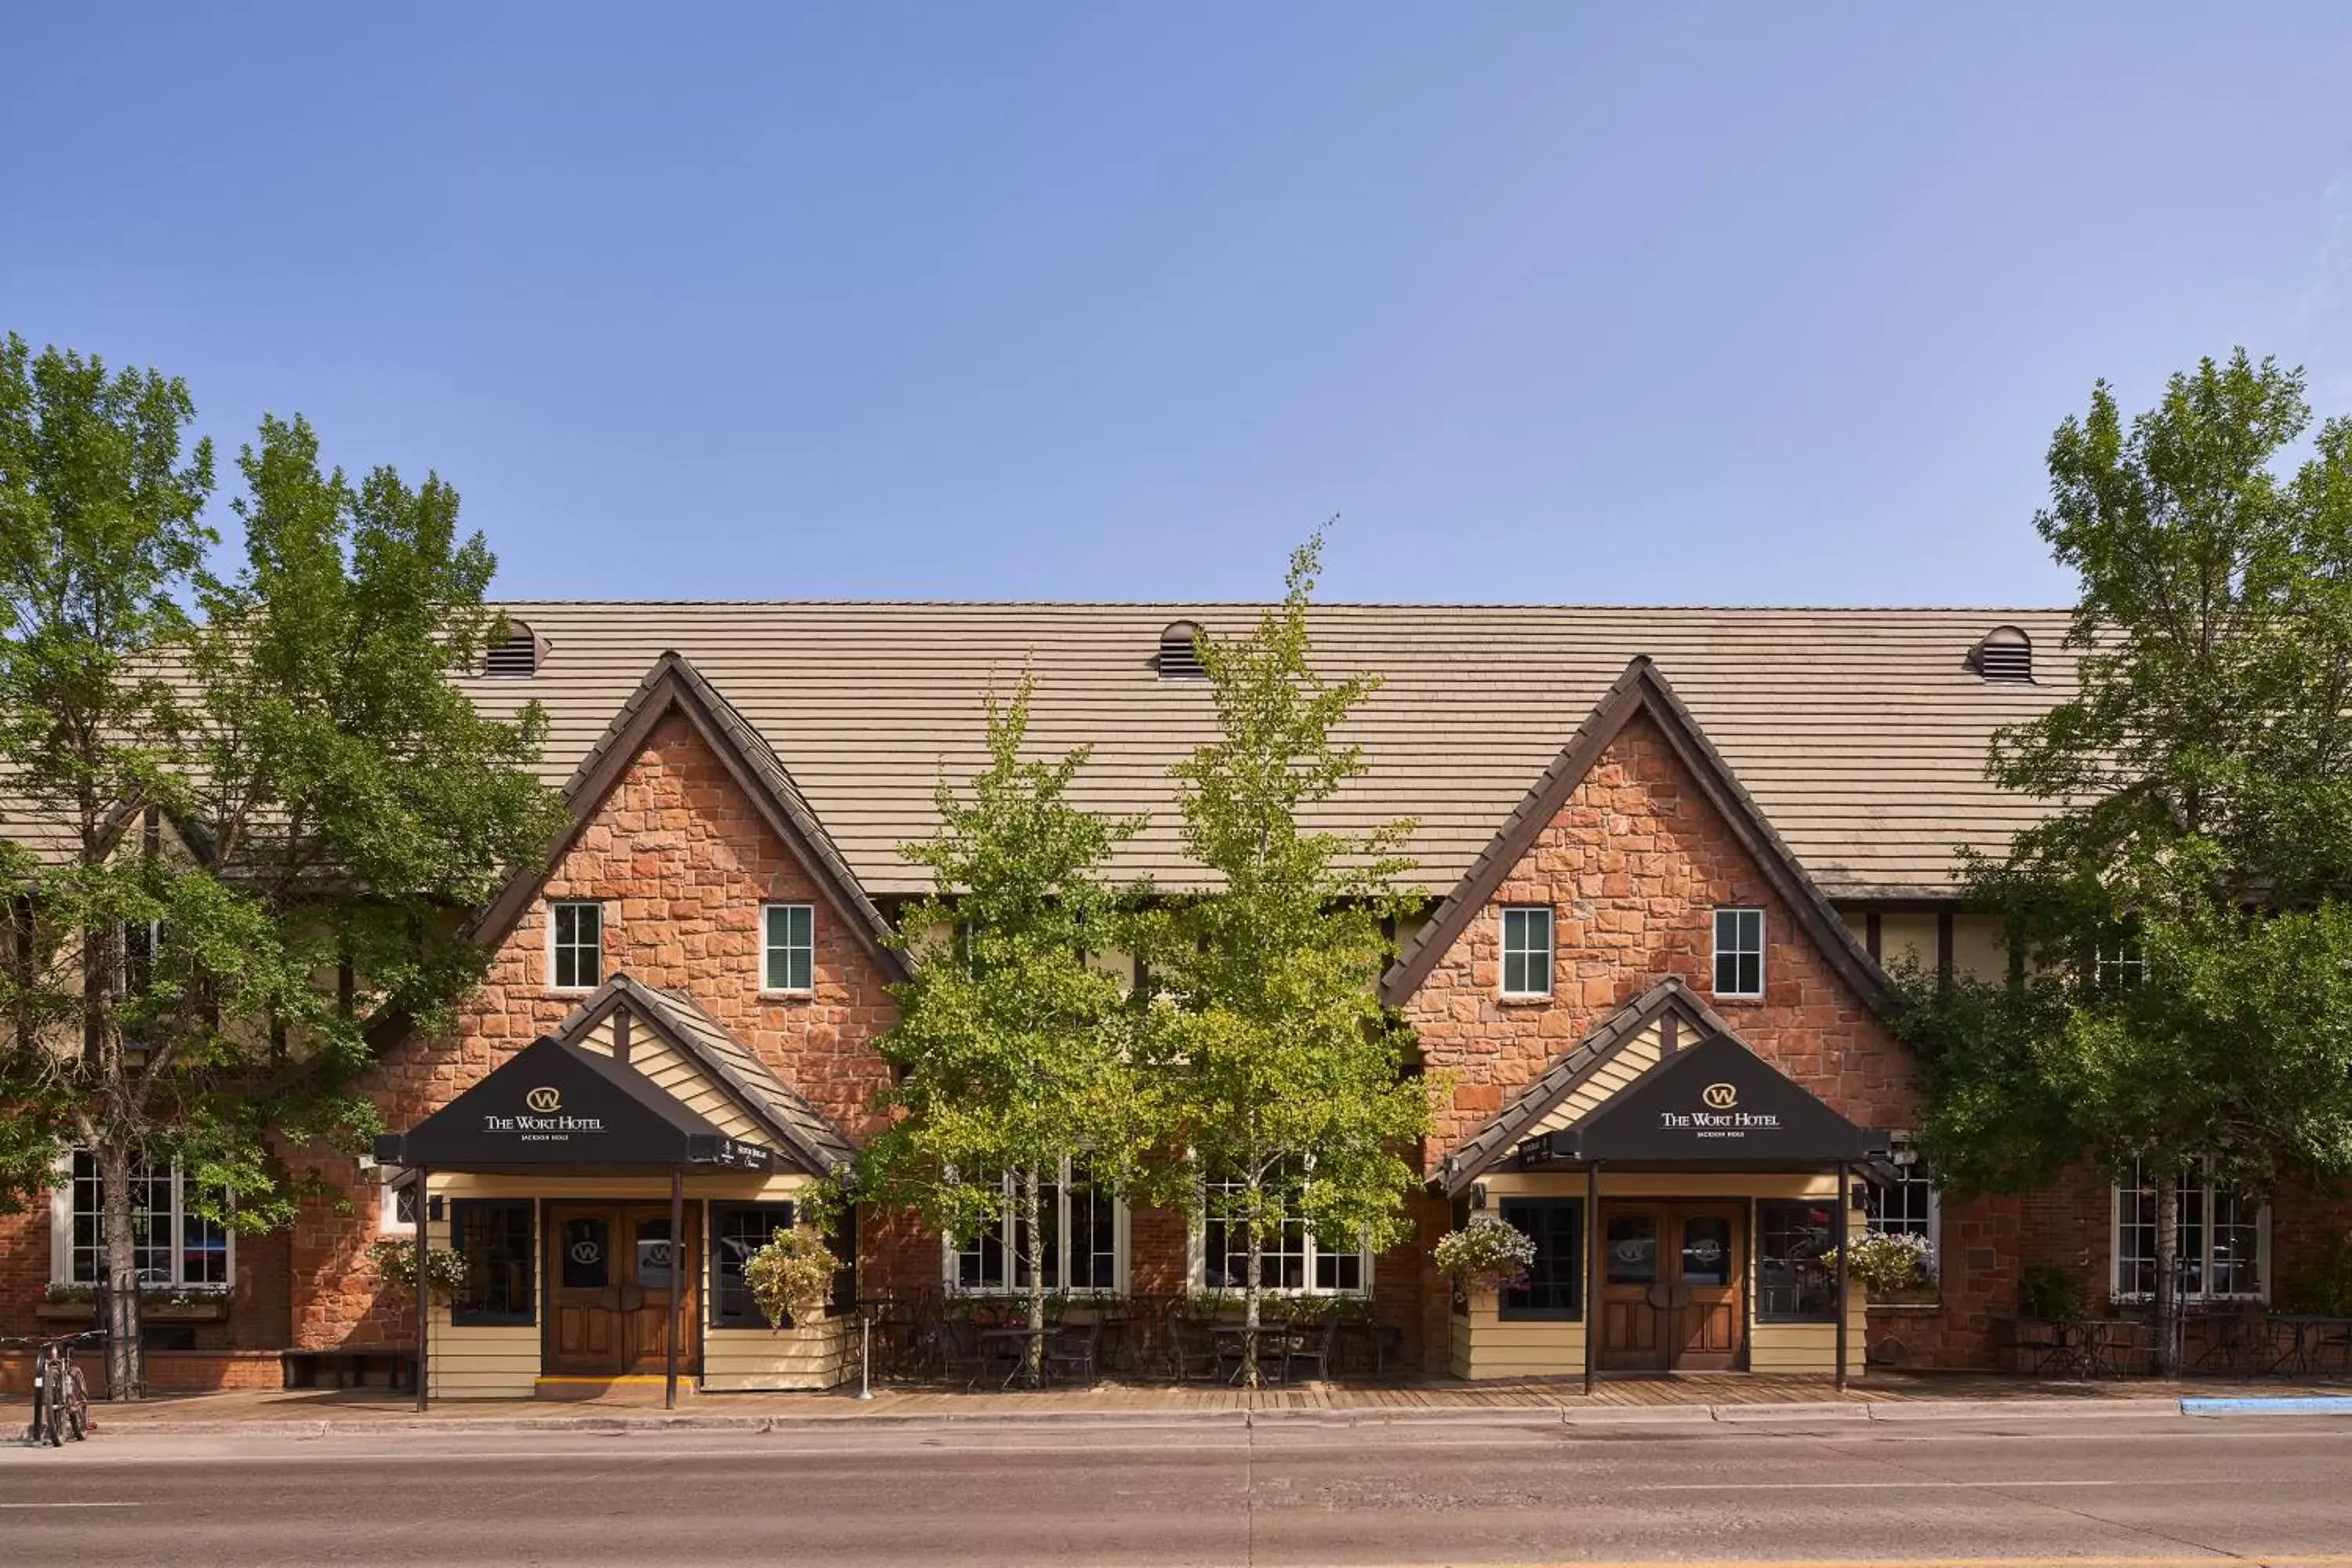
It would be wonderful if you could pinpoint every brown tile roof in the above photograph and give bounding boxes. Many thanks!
[459,602,2074,901]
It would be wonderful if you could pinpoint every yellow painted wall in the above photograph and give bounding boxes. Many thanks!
[419,1171,818,1397]
[573,1011,767,1145]
[1450,1171,1864,1381]
[702,1317,852,1392]
[1526,1019,1664,1138]
[1844,909,2007,985]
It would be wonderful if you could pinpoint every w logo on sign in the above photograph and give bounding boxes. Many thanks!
[525,1087,563,1113]
[1700,1083,1739,1111]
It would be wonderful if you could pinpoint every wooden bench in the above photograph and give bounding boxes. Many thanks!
[281,1348,417,1392]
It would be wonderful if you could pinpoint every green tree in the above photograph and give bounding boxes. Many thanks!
[854,674,1150,1381]
[1140,531,1432,1387]
[0,337,564,1396]
[1897,351,2352,1374]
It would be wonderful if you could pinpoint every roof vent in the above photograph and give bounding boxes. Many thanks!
[483,623,541,679]
[1970,626,2032,684]
[1156,619,1206,680]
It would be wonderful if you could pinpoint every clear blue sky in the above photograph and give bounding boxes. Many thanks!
[5,5,2348,606]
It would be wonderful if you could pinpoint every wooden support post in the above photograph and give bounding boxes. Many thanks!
[1583,1161,1602,1397]
[1834,1160,1851,1394]
[666,1164,684,1410]
[414,1167,430,1413]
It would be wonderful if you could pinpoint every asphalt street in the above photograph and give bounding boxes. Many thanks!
[2,1413,2348,1567]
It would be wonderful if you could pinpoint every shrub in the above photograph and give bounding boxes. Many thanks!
[2018,1260,2088,1320]
[742,1228,840,1329]
[1432,1215,1537,1294]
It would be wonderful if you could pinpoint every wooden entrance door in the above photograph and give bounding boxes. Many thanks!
[544,1203,700,1377]
[1597,1200,1746,1372]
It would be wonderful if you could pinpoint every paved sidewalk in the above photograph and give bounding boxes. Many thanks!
[67,1369,2352,1436]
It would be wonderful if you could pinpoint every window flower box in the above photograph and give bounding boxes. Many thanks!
[38,1287,233,1324]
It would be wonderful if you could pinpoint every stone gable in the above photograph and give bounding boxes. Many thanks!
[1404,710,1915,1155]
[290,710,900,1348]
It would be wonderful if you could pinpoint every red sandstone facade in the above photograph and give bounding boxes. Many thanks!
[4,648,2344,1391]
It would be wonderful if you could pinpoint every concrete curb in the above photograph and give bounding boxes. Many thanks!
[2183,1396,2352,1417]
[86,1394,2233,1441]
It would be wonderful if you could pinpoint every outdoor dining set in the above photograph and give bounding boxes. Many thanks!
[855,1291,1406,1391]
[2002,1306,2352,1380]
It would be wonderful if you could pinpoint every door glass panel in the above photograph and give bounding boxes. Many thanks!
[1604,1215,1657,1285]
[636,1218,673,1290]
[561,1218,610,1290]
[1679,1214,1732,1287]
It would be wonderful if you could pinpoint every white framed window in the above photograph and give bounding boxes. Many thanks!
[1499,906,1554,998]
[1194,1162,1371,1296]
[762,902,815,993]
[2092,942,2147,994]
[1712,906,1765,997]
[1863,1137,1939,1248]
[549,901,602,990]
[51,1150,232,1289]
[2111,1160,2268,1301]
[945,1161,1125,1294]
[376,1171,419,1236]
[111,918,165,996]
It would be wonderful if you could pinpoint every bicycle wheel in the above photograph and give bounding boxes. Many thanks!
[61,1363,89,1442]
[42,1363,65,1447]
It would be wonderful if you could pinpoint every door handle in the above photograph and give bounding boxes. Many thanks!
[1645,1283,1672,1312]
[619,1284,648,1312]
[596,1285,622,1312]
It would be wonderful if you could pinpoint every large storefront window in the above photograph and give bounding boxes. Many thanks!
[950,1163,1122,1294]
[1200,1163,1369,1295]
[1497,1197,1583,1320]
[449,1199,535,1325]
[1755,1199,1838,1321]
[64,1150,230,1288]
[2112,1161,2267,1301]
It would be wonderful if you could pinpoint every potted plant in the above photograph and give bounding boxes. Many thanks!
[1432,1214,1537,1299]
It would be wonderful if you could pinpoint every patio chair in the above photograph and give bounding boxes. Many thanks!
[1164,1308,1218,1381]
[1044,1317,1104,1386]
[2192,1303,2264,1375]
[936,1316,985,1388]
[1281,1318,1338,1385]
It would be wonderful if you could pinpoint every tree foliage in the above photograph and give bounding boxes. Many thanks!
[0,335,564,1394]
[1894,350,2352,1370]
[854,673,1151,1373]
[1138,529,1432,1385]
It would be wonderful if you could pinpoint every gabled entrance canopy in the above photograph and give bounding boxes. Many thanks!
[372,1033,776,1172]
[1523,1033,1888,1168]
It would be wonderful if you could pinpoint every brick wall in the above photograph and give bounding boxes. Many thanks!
[288,711,902,1350]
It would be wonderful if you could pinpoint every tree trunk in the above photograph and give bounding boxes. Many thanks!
[2153,1174,2182,1378]
[1021,1170,1045,1388]
[1241,1177,1264,1390]
[97,1142,144,1400]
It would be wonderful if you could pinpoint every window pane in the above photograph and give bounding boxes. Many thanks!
[1500,1198,1583,1320]
[1680,1214,1732,1287]
[1757,1200,1837,1320]
[713,1203,795,1327]
[553,902,601,989]
[1501,907,1552,996]
[561,1217,611,1290]
[452,1200,535,1324]
[636,1217,675,1291]
[764,904,815,991]
[1604,1215,1657,1286]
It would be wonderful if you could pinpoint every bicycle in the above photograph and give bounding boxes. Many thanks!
[7,1329,103,1446]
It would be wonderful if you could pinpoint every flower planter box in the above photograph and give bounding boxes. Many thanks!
[36,1297,232,1324]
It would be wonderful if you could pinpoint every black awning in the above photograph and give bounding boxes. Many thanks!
[1530,1033,1888,1165]
[372,1033,775,1171]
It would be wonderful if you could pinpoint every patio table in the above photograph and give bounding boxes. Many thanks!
[2264,1315,2352,1377]
[975,1325,1051,1389]
[1207,1323,1294,1385]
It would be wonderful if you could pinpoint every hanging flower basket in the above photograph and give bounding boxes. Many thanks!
[743,1228,840,1329]
[1433,1215,1537,1295]
[369,1239,470,1301]
[1844,1232,1937,1296]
